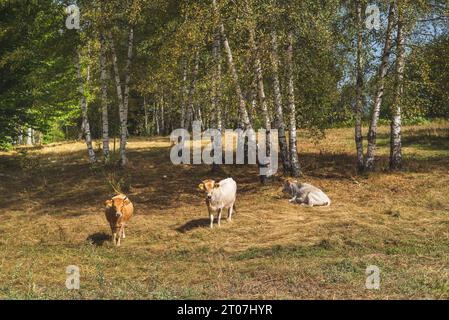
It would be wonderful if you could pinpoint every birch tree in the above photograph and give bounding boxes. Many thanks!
[390,2,406,170]
[211,30,223,173]
[74,53,96,163]
[180,59,188,129]
[99,33,109,161]
[108,27,134,166]
[213,0,252,130]
[186,50,200,130]
[213,33,223,132]
[365,2,396,171]
[26,128,32,146]
[271,31,290,174]
[286,31,301,177]
[250,28,273,181]
[354,0,365,172]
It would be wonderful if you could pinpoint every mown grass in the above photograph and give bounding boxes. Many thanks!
[0,122,448,299]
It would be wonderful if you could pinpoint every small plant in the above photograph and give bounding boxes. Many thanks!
[106,172,131,194]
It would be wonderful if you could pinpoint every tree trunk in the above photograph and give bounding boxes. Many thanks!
[123,27,134,123]
[187,50,200,131]
[286,31,301,177]
[99,33,109,161]
[220,26,251,129]
[247,74,257,125]
[109,28,134,166]
[35,131,42,145]
[214,0,251,130]
[180,59,188,129]
[390,5,406,170]
[18,129,23,145]
[195,95,202,126]
[74,53,96,163]
[211,30,222,173]
[354,0,364,172]
[364,3,395,171]
[215,34,223,132]
[250,29,272,182]
[26,127,32,146]
[78,119,85,140]
[154,102,160,135]
[86,43,91,85]
[143,95,149,135]
[160,95,165,134]
[271,31,290,174]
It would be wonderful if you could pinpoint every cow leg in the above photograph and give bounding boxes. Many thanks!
[110,224,115,245]
[209,212,214,229]
[122,225,126,239]
[300,196,313,207]
[116,226,123,246]
[217,208,222,227]
[228,204,233,222]
[297,194,307,204]
[305,195,314,207]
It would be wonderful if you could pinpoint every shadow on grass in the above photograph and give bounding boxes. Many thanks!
[86,232,111,246]
[176,218,210,233]
[1,131,449,217]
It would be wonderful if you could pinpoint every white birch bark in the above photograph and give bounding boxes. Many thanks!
[271,31,290,174]
[154,102,160,135]
[213,0,251,130]
[108,28,134,166]
[186,50,200,130]
[390,5,406,170]
[143,95,149,135]
[286,31,300,177]
[99,33,109,160]
[74,53,96,163]
[250,29,272,181]
[365,3,395,171]
[180,59,188,129]
[213,33,223,132]
[355,0,364,172]
[26,127,32,146]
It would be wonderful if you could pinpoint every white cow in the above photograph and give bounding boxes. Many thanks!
[198,177,237,228]
[283,179,331,207]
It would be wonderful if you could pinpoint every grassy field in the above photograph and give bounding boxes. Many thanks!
[0,122,448,299]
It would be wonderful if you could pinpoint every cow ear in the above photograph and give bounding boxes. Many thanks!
[123,198,131,205]
[198,183,205,190]
[105,200,113,208]
[214,182,220,188]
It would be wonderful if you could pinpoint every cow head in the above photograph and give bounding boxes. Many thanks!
[282,178,298,196]
[105,194,130,217]
[198,179,220,201]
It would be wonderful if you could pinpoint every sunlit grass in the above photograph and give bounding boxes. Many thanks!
[0,122,448,299]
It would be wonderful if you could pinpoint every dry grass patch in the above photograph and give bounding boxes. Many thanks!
[0,122,448,299]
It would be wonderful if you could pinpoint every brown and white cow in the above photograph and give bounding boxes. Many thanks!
[198,178,237,228]
[104,194,134,246]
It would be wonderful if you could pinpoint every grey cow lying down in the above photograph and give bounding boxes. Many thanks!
[283,179,331,207]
